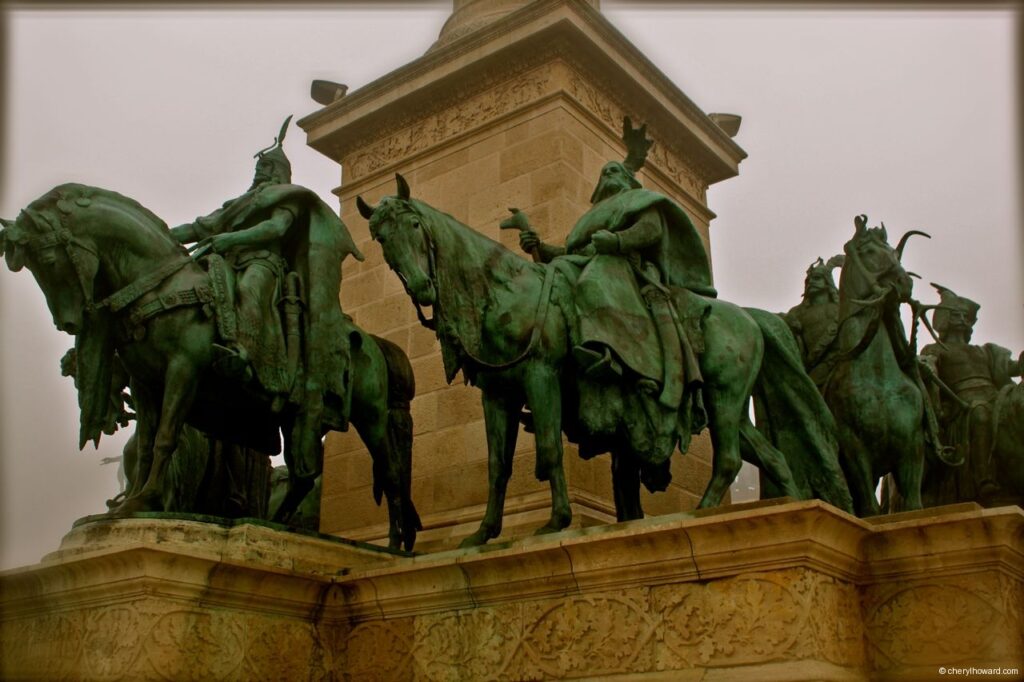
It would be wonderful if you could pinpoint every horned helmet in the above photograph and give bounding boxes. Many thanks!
[250,115,293,189]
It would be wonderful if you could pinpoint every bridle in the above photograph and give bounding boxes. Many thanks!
[16,205,192,316]
[389,205,439,332]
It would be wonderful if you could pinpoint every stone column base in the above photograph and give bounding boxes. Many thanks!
[2,502,1022,680]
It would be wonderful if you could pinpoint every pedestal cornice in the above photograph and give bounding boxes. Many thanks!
[298,0,746,188]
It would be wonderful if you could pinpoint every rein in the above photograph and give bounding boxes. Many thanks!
[21,204,194,317]
[416,214,556,371]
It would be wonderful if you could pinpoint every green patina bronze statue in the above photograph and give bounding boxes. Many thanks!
[359,118,852,547]
[823,215,957,516]
[783,255,844,390]
[919,284,1023,507]
[1,118,421,549]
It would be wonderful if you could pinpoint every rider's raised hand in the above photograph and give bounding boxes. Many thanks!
[519,229,541,253]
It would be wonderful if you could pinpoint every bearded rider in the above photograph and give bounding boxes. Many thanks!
[170,116,363,409]
[517,118,715,464]
[920,284,1023,503]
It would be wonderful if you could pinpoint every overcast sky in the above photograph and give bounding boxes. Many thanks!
[1,4,1019,570]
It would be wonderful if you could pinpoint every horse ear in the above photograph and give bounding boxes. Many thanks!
[396,173,411,201]
[356,196,376,220]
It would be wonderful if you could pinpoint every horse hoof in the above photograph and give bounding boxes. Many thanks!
[533,520,569,536]
[111,494,159,514]
[459,530,490,548]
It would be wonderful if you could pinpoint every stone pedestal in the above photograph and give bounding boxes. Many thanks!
[298,0,746,550]
[3,503,1022,680]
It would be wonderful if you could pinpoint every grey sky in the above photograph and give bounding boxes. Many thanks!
[1,4,1019,570]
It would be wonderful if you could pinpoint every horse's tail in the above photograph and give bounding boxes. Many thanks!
[745,308,855,514]
[371,334,423,550]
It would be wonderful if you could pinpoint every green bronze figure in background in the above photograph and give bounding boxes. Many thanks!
[919,284,1024,507]
[783,255,844,390]
[823,215,956,516]
[1,118,421,550]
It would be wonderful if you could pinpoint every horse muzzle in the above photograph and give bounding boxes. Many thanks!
[409,277,437,306]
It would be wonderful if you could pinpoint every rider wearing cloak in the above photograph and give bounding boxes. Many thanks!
[920,284,1023,504]
[170,116,364,478]
[521,119,714,469]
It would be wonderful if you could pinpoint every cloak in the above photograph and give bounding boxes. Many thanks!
[565,188,716,297]
[192,180,364,405]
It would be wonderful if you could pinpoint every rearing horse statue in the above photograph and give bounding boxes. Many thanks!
[1,183,421,550]
[825,214,953,516]
[359,174,853,547]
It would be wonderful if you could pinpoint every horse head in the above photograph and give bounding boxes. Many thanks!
[841,214,927,309]
[3,187,100,335]
[357,174,437,307]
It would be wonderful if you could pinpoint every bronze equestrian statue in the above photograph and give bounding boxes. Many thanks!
[1,118,421,550]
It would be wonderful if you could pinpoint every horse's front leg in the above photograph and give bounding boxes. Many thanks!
[459,389,522,548]
[524,363,571,535]
[119,356,199,512]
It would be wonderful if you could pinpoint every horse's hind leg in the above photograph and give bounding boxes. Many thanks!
[353,407,405,550]
[837,428,881,517]
[698,389,744,509]
[611,450,643,521]
[460,391,522,548]
[272,421,316,524]
[738,417,804,500]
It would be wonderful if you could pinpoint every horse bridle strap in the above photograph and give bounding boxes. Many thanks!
[99,256,194,313]
[21,207,102,311]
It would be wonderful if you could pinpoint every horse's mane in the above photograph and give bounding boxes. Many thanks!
[25,183,170,238]
[409,199,535,282]
[375,195,542,382]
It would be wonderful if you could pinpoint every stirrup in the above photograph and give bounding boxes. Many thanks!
[573,345,623,380]
[212,343,253,382]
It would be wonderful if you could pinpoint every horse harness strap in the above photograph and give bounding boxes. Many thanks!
[100,257,194,313]
[126,284,215,329]
[457,262,558,371]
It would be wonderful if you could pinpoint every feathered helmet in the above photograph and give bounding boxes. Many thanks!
[803,255,844,302]
[930,282,980,336]
[253,115,293,185]
[591,117,653,203]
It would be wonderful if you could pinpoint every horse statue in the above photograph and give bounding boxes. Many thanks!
[1,183,421,550]
[358,174,853,547]
[823,214,957,516]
